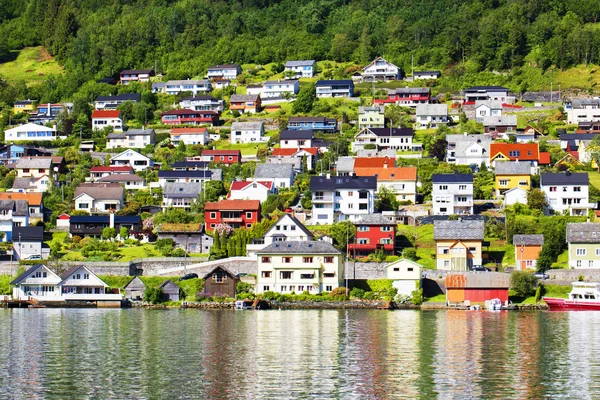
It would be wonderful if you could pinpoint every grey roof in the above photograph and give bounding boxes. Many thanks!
[124,129,154,136]
[210,169,223,181]
[124,276,146,291]
[285,60,315,67]
[434,220,484,240]
[567,223,600,243]
[354,214,396,226]
[74,183,124,201]
[254,163,294,179]
[483,115,517,127]
[475,100,503,110]
[446,134,494,143]
[464,86,509,92]
[163,182,202,198]
[280,130,313,140]
[310,175,377,191]
[357,149,396,158]
[98,174,144,183]
[166,79,210,86]
[413,70,441,76]
[15,157,52,169]
[231,121,264,131]
[230,94,259,102]
[12,178,38,190]
[541,172,588,186]
[512,234,544,246]
[13,226,44,242]
[416,104,447,116]
[566,98,600,108]
[0,200,28,216]
[336,157,355,173]
[152,82,166,89]
[257,241,340,255]
[265,214,314,239]
[391,87,430,95]
[358,106,384,114]
[495,161,531,175]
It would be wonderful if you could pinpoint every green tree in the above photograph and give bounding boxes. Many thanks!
[144,287,164,304]
[527,188,548,210]
[119,226,129,239]
[375,186,398,212]
[329,221,356,251]
[101,227,117,240]
[292,83,316,114]
[510,271,538,297]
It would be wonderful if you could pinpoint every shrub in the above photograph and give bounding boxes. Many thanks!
[195,292,212,302]
[411,288,423,305]
[402,247,417,260]
[394,293,412,304]
[144,287,164,304]
[236,281,254,294]
[236,292,255,300]
[350,287,365,299]
[102,227,117,240]
[510,271,538,297]
[261,291,279,301]
[171,248,186,257]
[329,287,348,297]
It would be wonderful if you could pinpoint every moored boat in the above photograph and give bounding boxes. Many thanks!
[544,282,600,311]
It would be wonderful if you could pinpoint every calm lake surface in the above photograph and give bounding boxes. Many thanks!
[0,309,599,399]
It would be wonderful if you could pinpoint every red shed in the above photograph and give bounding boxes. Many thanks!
[445,272,510,304]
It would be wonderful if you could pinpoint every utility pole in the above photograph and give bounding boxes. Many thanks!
[551,82,553,103]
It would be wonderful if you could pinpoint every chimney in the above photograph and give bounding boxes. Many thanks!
[326,173,331,179]
[109,211,115,229]
[383,160,388,168]
[46,103,51,116]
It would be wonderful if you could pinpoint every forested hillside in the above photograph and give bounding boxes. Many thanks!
[1,0,600,81]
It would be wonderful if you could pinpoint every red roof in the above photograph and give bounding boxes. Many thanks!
[202,149,241,156]
[161,109,217,116]
[90,166,133,173]
[354,157,395,168]
[92,110,121,119]
[489,143,539,161]
[539,152,551,165]
[58,214,70,220]
[229,181,273,191]
[272,148,298,156]
[204,199,260,211]
[171,128,208,135]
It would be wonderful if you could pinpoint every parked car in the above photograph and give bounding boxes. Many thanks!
[179,273,198,281]
[472,266,491,272]
[26,255,42,260]
[534,272,550,280]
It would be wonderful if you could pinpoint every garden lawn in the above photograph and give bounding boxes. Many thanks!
[0,47,63,84]
[424,293,446,302]
[588,171,600,189]
[118,245,161,261]
[214,139,269,157]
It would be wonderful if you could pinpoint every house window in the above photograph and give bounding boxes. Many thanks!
[590,260,594,267]
[596,248,600,256]
[324,257,334,263]
[499,180,508,186]
[577,260,582,267]
[246,212,253,219]
[300,274,314,279]
[459,185,467,190]
[518,181,528,186]
[444,260,450,267]
[78,203,89,209]
[574,187,581,192]
[83,274,89,279]
[209,212,216,219]
[263,286,270,291]
[262,257,271,263]
[407,268,414,271]
[303,257,313,263]
[262,271,272,278]
[549,187,557,192]
[323,273,335,278]
[283,257,292,263]
[393,267,400,271]
[213,271,228,283]
[280,271,292,279]
[509,150,520,157]
[439,185,448,190]
[348,191,354,196]
[358,226,369,232]
[359,204,368,210]
[358,239,369,244]
[576,248,586,256]
[325,285,333,292]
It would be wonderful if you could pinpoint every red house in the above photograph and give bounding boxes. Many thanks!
[348,214,396,258]
[160,109,219,126]
[446,272,510,304]
[204,200,261,232]
[201,149,241,164]
[374,88,430,106]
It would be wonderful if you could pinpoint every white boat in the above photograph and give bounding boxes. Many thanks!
[486,298,502,311]
[544,282,600,311]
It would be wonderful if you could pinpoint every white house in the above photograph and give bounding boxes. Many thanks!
[98,174,146,190]
[254,163,295,189]
[262,80,300,98]
[279,130,313,149]
[170,128,210,146]
[358,106,385,129]
[228,180,275,203]
[157,170,216,188]
[162,182,202,211]
[256,241,343,294]
[503,186,528,207]
[94,94,140,110]
[15,157,53,179]
[4,123,60,142]
[310,175,377,224]
[361,57,401,81]
[474,100,502,123]
[284,60,316,78]
[74,183,124,214]
[541,172,592,216]
[0,200,28,242]
[565,98,600,125]
[159,80,212,96]
[109,150,153,172]
[464,86,511,103]
[10,175,51,193]
[352,127,416,152]
[315,80,354,98]
[446,134,493,167]
[432,173,474,215]
[230,121,265,144]
[106,129,155,149]
[12,226,47,260]
[178,96,224,113]
[92,110,123,132]
[207,64,242,80]
[413,71,441,80]
[385,259,422,296]
[415,104,448,129]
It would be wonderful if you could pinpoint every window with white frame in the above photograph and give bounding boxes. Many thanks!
[576,248,586,256]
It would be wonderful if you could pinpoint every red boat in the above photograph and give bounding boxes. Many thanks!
[544,282,600,311]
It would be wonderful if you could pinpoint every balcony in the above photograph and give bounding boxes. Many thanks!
[222,217,243,223]
[313,194,333,202]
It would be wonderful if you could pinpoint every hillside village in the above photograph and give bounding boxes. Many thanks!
[3,55,600,305]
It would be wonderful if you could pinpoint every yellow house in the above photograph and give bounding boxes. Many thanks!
[494,161,531,197]
[13,100,36,114]
[434,220,485,270]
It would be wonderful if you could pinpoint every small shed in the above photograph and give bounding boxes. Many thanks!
[445,272,510,304]
[124,276,146,300]
[203,266,239,298]
[160,280,180,302]
[56,214,70,231]
[385,258,423,295]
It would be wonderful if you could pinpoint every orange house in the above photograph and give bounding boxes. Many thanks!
[229,94,261,114]
[513,234,544,271]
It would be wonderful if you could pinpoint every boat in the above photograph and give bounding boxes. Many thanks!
[234,300,254,310]
[544,282,600,310]
[485,298,502,311]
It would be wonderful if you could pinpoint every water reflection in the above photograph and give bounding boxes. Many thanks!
[0,309,598,398]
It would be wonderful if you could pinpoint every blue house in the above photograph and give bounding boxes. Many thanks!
[287,116,338,132]
[0,144,51,164]
[315,80,354,98]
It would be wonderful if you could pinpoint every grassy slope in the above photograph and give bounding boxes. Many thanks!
[0,47,63,84]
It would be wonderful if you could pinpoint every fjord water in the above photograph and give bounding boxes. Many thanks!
[0,309,599,399]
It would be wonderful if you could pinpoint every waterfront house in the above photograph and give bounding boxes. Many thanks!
[207,64,242,80]
[98,174,145,190]
[513,234,544,271]
[464,86,510,103]
[157,223,213,254]
[120,69,154,84]
[310,175,377,224]
[228,180,275,202]
[230,121,265,144]
[566,223,600,269]
[353,165,417,203]
[483,115,517,134]
[432,174,474,215]
[161,182,202,211]
[160,280,181,302]
[348,214,396,258]
[446,134,493,167]
[69,214,141,239]
[279,130,314,149]
[352,127,416,152]
[229,94,261,114]
[246,213,315,256]
[494,161,531,197]
[541,172,591,216]
[0,201,28,241]
[12,226,45,260]
[74,183,124,214]
[284,60,316,78]
[445,272,510,304]
[203,266,239,298]
[256,241,343,294]
[160,109,219,126]
[4,123,60,142]
[204,199,261,232]
[94,94,140,110]
[254,163,295,189]
[474,100,502,123]
[170,128,210,146]
[564,98,600,125]
[178,96,224,113]
[361,57,402,81]
[385,258,423,295]
[287,116,338,132]
[315,80,354,98]
[92,110,123,132]
[106,129,155,149]
[415,104,448,129]
[110,149,153,172]
[358,106,385,130]
[434,220,485,270]
[413,71,441,80]
[200,149,241,164]
[124,276,146,301]
[374,88,430,107]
